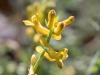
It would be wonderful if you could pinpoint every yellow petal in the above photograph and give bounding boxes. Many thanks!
[35,23,50,35]
[31,54,36,65]
[31,14,38,23]
[56,60,63,69]
[36,46,56,61]
[57,48,68,60]
[52,34,61,40]
[64,16,75,26]
[23,20,34,26]
[47,9,56,29]
[36,46,43,53]
[54,22,65,36]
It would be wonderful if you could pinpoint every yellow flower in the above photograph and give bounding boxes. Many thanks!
[23,9,75,40]
[53,16,75,36]
[23,14,61,40]
[36,36,68,69]
[28,54,37,75]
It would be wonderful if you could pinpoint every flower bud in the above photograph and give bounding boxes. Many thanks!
[31,54,36,65]
[33,34,42,43]
[47,10,56,29]
[28,54,36,75]
[64,16,75,26]
[54,22,65,36]
[25,27,34,37]
[56,60,63,69]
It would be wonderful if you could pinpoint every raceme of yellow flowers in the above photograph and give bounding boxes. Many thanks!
[23,9,75,75]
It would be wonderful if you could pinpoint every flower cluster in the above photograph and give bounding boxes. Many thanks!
[36,36,68,68]
[23,10,74,40]
[25,1,56,43]
[23,9,74,74]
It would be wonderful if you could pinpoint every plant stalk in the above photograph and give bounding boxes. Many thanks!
[33,29,53,72]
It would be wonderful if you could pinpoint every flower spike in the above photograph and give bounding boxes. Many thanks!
[23,6,75,73]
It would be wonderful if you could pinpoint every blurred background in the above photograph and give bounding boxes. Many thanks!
[0,0,100,75]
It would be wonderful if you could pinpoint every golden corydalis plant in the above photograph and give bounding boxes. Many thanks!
[23,9,75,74]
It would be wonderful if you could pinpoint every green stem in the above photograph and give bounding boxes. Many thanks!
[33,29,53,72]
[33,50,45,72]
[47,29,53,43]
